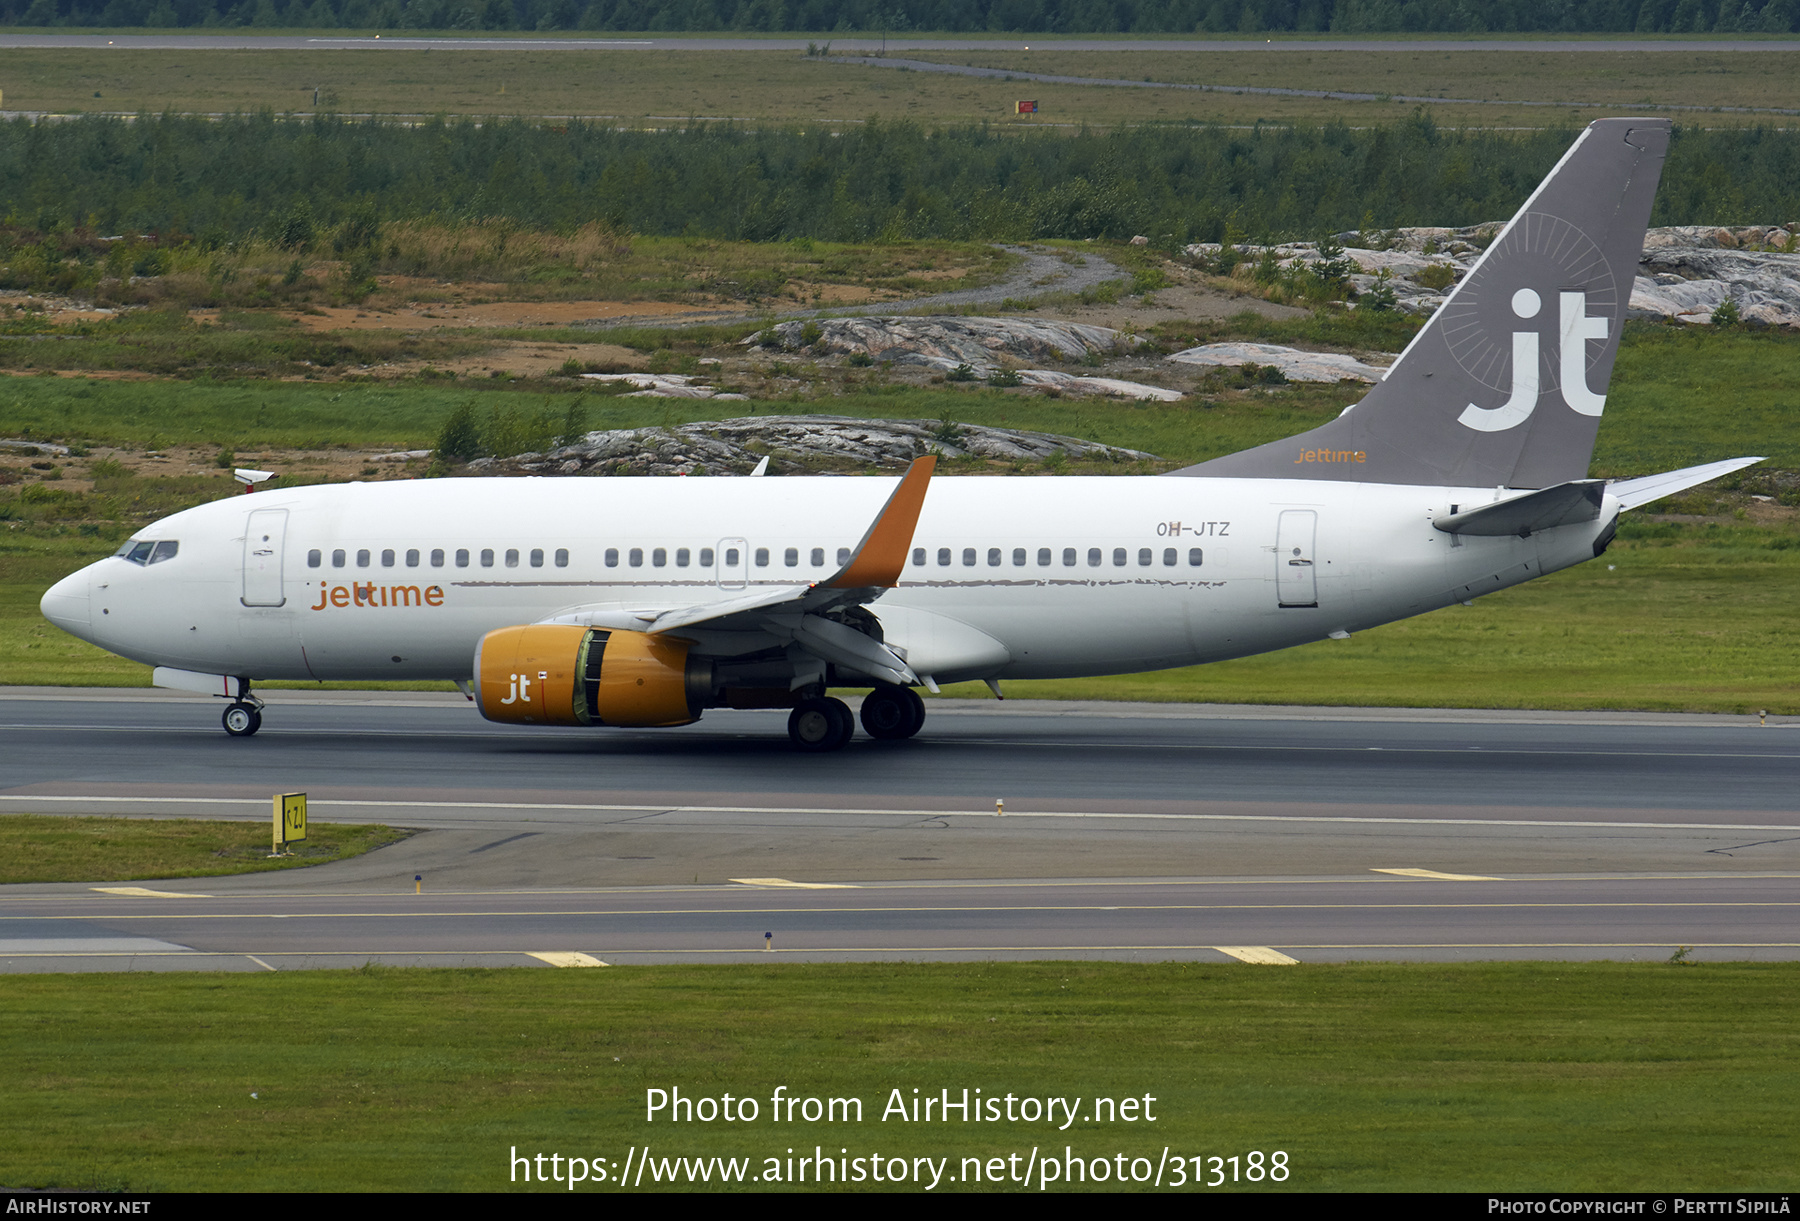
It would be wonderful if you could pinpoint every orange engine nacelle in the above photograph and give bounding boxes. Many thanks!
[474,625,707,727]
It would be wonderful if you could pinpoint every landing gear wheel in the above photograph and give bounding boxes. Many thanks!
[861,684,925,740]
[789,696,854,752]
[222,702,262,737]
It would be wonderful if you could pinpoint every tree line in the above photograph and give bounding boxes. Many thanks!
[1,113,1794,253]
[8,0,1798,32]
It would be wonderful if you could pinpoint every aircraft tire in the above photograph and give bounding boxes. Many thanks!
[900,686,926,738]
[222,703,262,737]
[860,684,920,740]
[789,696,854,752]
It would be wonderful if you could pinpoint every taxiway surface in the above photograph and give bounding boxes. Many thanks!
[2,689,1795,969]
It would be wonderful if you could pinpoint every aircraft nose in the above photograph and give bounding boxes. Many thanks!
[40,568,93,638]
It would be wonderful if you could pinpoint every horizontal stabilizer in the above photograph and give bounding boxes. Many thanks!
[1434,480,1606,537]
[1608,457,1766,511]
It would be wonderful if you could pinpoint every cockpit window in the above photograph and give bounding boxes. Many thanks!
[115,540,178,566]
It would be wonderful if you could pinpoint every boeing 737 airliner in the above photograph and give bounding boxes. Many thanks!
[38,118,1760,750]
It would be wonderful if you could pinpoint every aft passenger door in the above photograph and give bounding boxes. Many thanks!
[1275,510,1318,608]
[241,508,289,607]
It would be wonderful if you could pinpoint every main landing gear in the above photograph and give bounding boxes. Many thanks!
[221,687,265,738]
[788,696,855,752]
[786,685,927,752]
[859,683,926,741]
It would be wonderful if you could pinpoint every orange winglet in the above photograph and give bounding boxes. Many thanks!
[824,455,937,590]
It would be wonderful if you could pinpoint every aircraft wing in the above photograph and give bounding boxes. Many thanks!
[537,456,936,687]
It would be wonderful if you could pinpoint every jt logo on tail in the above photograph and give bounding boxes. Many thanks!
[1458,288,1610,433]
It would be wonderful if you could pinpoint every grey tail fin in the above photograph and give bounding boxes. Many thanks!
[1172,118,1670,490]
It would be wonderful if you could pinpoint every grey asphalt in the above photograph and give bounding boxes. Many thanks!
[1,35,1795,52]
[2,690,1795,969]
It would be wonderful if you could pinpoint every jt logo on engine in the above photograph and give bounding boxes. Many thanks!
[501,674,534,705]
[1458,289,1609,433]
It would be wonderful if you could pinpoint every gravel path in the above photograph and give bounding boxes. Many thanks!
[593,243,1132,331]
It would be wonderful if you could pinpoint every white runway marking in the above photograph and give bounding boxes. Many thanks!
[91,886,213,898]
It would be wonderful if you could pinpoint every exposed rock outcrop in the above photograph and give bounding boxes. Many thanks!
[1183,223,1800,326]
[1166,342,1388,383]
[1630,246,1800,327]
[579,372,749,400]
[746,315,1139,373]
[468,415,1158,477]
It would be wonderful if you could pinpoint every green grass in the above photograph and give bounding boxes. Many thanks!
[0,815,414,884]
[7,45,1796,129]
[1,963,1795,1191]
[0,309,498,377]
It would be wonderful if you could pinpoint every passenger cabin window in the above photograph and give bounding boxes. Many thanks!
[1189,548,1204,566]
[480,549,495,568]
[1163,548,1177,566]
[455,549,469,568]
[431,549,446,568]
[722,548,738,566]
[605,549,619,568]
[912,548,926,566]
[1138,548,1152,566]
[357,549,372,568]
[937,548,951,567]
[628,548,643,568]
[987,548,1001,567]
[1113,548,1126,567]
[1062,548,1076,567]
[837,547,850,566]
[1088,548,1102,567]
[651,548,665,568]
[755,548,770,567]
[333,549,347,568]
[700,548,715,567]
[1038,548,1051,567]
[307,549,321,568]
[406,549,421,567]
[816,548,829,567]
[382,549,396,568]
[532,548,546,568]
[1013,548,1026,566]
[505,549,520,568]
[784,547,799,568]
[962,548,976,567]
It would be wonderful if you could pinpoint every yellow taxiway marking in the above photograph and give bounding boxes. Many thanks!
[1373,868,1501,881]
[91,886,213,898]
[526,951,608,968]
[1214,946,1301,965]
[730,878,859,889]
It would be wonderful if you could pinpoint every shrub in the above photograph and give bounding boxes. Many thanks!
[434,403,482,462]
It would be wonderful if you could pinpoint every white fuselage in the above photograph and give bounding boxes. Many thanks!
[41,475,1615,688]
